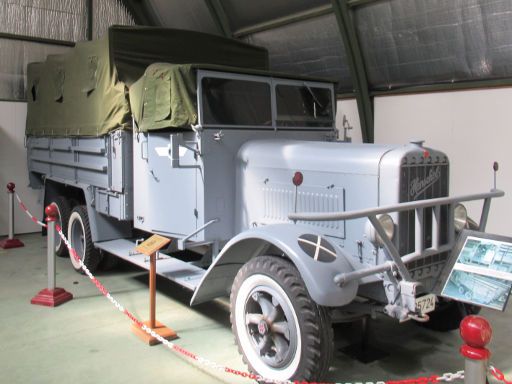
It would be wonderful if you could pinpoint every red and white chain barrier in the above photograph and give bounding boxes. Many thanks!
[15,192,47,228]
[12,192,510,384]
[490,366,512,384]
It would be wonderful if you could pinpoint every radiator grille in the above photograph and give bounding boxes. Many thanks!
[398,157,450,277]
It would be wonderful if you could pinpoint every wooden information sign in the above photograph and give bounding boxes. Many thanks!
[135,234,170,256]
[131,234,177,346]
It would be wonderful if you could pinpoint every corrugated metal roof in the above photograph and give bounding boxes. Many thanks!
[146,0,512,93]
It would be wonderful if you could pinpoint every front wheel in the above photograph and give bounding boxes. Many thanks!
[230,256,333,382]
[67,205,101,273]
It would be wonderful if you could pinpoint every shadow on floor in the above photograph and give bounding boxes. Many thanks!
[126,262,232,328]
[96,257,464,382]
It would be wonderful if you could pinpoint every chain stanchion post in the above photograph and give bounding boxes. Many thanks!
[0,182,24,249]
[30,204,73,307]
[459,315,492,384]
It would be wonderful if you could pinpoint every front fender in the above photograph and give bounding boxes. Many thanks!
[190,224,358,307]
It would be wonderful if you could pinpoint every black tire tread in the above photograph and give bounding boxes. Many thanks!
[230,256,333,382]
[69,205,101,274]
[99,253,119,271]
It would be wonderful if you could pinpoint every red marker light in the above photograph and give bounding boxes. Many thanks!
[423,149,430,158]
[293,172,303,186]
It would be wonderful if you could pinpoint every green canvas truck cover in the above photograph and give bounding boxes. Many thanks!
[129,63,198,131]
[26,26,269,137]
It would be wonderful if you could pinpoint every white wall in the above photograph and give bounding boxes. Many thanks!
[336,88,512,235]
[0,102,42,236]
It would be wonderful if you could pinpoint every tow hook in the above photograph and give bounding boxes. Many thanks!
[407,312,430,322]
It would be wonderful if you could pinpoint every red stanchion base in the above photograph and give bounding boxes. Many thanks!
[131,320,178,346]
[31,288,73,307]
[0,238,24,249]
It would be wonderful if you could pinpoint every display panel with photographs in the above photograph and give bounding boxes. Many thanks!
[439,231,512,311]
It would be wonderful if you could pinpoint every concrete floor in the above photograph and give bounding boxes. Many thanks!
[1,233,511,384]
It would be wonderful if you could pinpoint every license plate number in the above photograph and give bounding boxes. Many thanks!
[415,294,436,315]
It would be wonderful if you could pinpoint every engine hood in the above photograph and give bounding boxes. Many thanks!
[238,139,397,175]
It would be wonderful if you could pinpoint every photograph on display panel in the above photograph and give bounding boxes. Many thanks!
[438,231,512,311]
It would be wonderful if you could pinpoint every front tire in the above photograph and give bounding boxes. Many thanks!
[230,256,333,382]
[67,205,101,273]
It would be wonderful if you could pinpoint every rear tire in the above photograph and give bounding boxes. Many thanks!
[48,196,72,257]
[67,205,101,273]
[230,256,333,382]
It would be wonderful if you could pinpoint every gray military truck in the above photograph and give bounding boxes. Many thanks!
[25,26,503,382]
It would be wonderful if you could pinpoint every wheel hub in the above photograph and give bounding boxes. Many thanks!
[244,287,298,369]
[257,320,269,335]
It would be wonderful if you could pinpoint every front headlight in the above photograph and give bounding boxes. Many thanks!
[365,214,395,246]
[454,203,468,232]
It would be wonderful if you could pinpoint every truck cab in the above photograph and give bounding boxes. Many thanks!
[129,64,502,380]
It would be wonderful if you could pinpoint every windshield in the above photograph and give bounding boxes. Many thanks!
[199,73,335,129]
[275,85,333,127]
[201,77,272,126]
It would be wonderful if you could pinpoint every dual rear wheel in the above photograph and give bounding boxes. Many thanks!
[47,197,109,273]
[67,205,101,273]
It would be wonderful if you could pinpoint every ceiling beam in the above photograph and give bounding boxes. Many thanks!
[0,32,75,47]
[119,0,160,26]
[233,5,333,38]
[331,0,374,143]
[371,77,512,97]
[204,0,232,37]
[347,0,383,8]
[86,0,93,40]
[338,78,512,98]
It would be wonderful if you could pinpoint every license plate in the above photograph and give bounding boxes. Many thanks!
[415,294,436,315]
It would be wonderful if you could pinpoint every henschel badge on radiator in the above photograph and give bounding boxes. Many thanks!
[409,166,441,200]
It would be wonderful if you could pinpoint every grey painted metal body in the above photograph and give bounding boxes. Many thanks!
[26,68,504,324]
[191,223,359,306]
[132,70,334,246]
[27,132,133,243]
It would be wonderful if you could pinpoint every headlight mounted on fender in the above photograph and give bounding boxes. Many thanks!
[365,214,395,247]
[454,203,468,232]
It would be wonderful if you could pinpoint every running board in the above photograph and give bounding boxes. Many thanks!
[95,239,206,291]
